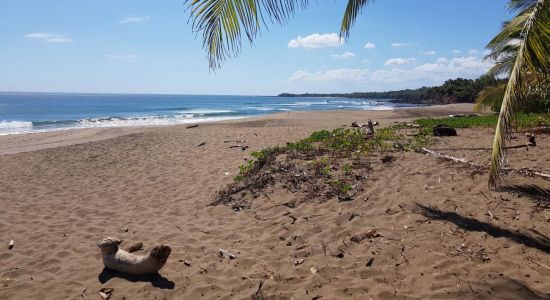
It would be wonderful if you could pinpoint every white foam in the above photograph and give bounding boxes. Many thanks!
[364,105,394,111]
[244,107,274,111]
[178,109,235,114]
[0,115,246,136]
[274,101,329,106]
[0,120,34,135]
[76,115,244,128]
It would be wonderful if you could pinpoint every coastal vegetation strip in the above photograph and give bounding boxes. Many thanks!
[215,113,550,210]
[278,76,504,105]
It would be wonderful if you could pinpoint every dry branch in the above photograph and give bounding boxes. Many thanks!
[419,148,550,180]
[419,148,485,168]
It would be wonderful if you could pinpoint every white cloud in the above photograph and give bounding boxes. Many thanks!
[391,42,414,48]
[468,49,479,55]
[289,68,369,82]
[362,59,370,63]
[117,16,151,24]
[482,49,492,56]
[380,56,489,82]
[385,57,415,66]
[24,32,73,43]
[420,50,436,55]
[289,56,490,87]
[447,56,490,73]
[452,49,461,54]
[25,33,53,39]
[106,54,138,59]
[435,57,448,63]
[331,51,355,60]
[364,42,376,49]
[288,33,343,48]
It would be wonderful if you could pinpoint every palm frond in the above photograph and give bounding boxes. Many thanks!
[507,0,538,11]
[339,0,374,39]
[187,0,310,69]
[474,83,506,112]
[485,44,519,77]
[489,0,550,188]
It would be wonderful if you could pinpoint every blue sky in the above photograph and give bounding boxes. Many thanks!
[0,0,512,95]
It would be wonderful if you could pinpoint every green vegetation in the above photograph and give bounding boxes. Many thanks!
[342,163,352,176]
[280,76,504,105]
[223,112,549,208]
[416,114,550,130]
[234,113,549,183]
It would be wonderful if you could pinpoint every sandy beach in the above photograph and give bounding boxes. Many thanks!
[1,103,549,299]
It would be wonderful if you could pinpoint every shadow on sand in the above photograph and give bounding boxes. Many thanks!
[98,268,175,289]
[502,184,550,209]
[453,277,550,299]
[415,203,550,253]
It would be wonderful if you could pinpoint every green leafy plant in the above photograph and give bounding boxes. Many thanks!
[342,164,352,176]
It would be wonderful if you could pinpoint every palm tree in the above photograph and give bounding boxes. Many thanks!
[475,0,549,113]
[484,0,549,188]
[186,0,549,188]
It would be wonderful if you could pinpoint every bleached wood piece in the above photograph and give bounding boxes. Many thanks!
[97,238,171,275]
[419,148,550,180]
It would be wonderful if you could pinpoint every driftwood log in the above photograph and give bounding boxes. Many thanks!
[351,120,379,135]
[419,148,550,180]
[97,238,171,275]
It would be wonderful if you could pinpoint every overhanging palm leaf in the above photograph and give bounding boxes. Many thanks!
[187,0,316,69]
[187,0,373,69]
[474,83,506,112]
[340,0,374,39]
[187,0,311,69]
[488,0,550,188]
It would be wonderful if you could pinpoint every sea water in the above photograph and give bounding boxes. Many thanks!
[0,92,418,135]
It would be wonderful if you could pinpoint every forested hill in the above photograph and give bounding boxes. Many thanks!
[279,76,504,104]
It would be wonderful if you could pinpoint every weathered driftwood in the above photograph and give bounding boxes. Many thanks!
[99,288,114,300]
[351,119,379,135]
[350,229,380,243]
[229,145,249,151]
[509,168,550,180]
[219,248,236,259]
[419,148,550,180]
[419,148,484,168]
[97,238,171,275]
[125,242,143,253]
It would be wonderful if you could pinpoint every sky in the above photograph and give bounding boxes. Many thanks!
[0,0,513,95]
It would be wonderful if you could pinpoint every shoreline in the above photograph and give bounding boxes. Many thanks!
[1,101,549,299]
[0,103,474,156]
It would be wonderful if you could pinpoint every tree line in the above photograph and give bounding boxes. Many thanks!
[278,75,505,105]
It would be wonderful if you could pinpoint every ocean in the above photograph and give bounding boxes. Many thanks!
[0,92,419,135]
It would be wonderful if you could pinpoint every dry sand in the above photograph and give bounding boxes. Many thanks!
[0,103,549,299]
